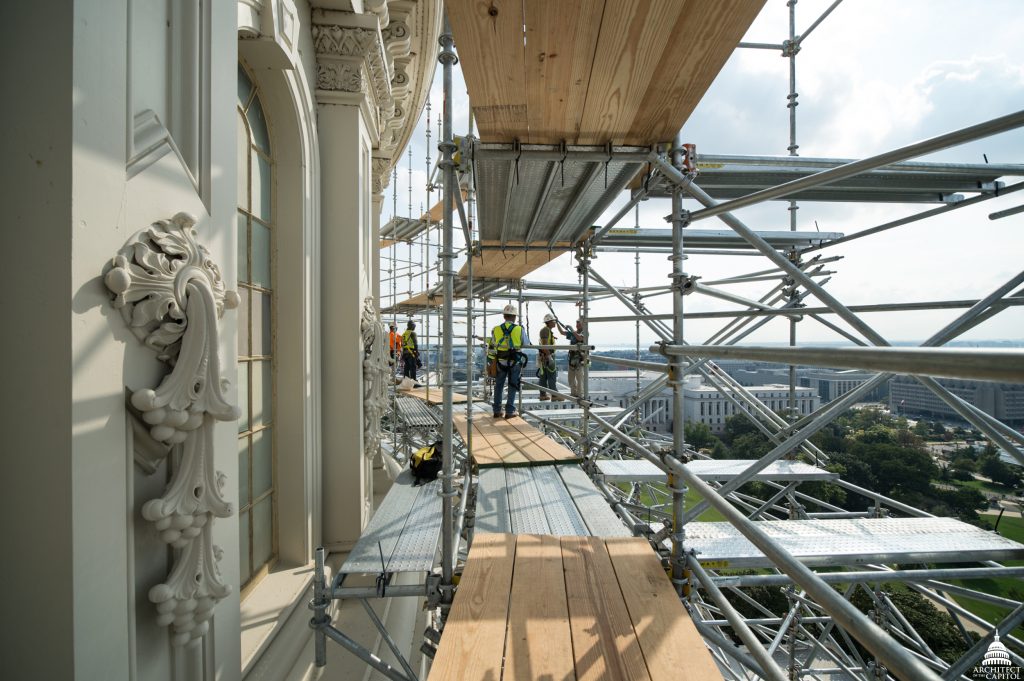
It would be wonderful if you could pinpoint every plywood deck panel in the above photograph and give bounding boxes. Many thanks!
[523,1,605,143]
[448,0,766,145]
[605,538,723,681]
[428,533,517,681]
[504,534,576,680]
[447,0,529,140]
[457,240,572,279]
[429,534,722,681]
[562,536,653,681]
[454,413,581,467]
[398,387,468,404]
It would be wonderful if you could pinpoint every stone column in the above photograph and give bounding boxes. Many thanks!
[313,9,394,548]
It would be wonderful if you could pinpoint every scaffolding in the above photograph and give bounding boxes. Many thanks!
[313,2,1024,680]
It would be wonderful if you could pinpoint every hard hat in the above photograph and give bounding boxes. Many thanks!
[407,320,416,329]
[502,304,517,316]
[543,313,556,323]
[389,323,397,329]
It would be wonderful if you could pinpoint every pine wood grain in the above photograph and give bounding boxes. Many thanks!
[562,536,653,681]
[605,538,723,681]
[505,416,579,463]
[428,533,517,680]
[447,0,529,139]
[504,534,576,680]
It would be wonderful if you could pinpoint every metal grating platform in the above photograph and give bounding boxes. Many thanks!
[597,459,667,483]
[685,517,1024,568]
[395,396,439,427]
[598,227,844,251]
[339,469,442,574]
[645,154,1024,204]
[524,406,623,419]
[475,465,630,538]
[380,215,430,244]
[684,459,839,482]
[474,144,647,247]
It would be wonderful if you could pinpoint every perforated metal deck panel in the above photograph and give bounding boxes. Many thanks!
[531,466,590,536]
[396,396,439,427]
[475,465,628,537]
[684,459,839,482]
[475,468,511,534]
[596,459,668,483]
[339,469,442,574]
[380,215,430,242]
[506,467,558,534]
[474,145,647,246]
[558,466,632,537]
[685,517,1024,568]
[525,407,623,419]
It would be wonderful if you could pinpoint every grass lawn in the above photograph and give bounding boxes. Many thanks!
[955,478,1017,496]
[615,482,726,522]
[947,515,1024,643]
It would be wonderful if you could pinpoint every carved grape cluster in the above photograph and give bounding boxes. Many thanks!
[131,388,203,445]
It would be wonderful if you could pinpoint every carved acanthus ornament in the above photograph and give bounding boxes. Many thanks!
[371,157,392,195]
[312,21,394,122]
[105,213,238,646]
[360,297,389,462]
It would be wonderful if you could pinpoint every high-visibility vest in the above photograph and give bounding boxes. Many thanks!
[402,329,417,353]
[389,330,400,352]
[489,322,523,359]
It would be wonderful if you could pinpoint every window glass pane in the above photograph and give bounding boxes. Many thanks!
[252,429,273,499]
[238,435,251,507]
[252,497,273,569]
[246,94,271,154]
[251,221,271,289]
[252,360,272,427]
[237,287,250,357]
[237,212,249,284]
[253,152,272,222]
[237,362,250,433]
[237,113,249,210]
[239,510,251,584]
[237,64,252,108]
[252,290,271,357]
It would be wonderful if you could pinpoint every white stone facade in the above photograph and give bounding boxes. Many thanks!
[2,1,440,679]
[684,383,821,434]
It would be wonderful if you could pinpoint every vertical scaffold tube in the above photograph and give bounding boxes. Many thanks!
[465,107,475,469]
[669,136,687,597]
[581,246,590,455]
[438,14,457,598]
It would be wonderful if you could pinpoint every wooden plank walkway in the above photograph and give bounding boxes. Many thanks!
[429,534,722,681]
[453,413,581,467]
[397,387,468,404]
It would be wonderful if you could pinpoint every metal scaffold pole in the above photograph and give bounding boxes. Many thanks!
[437,13,457,600]
[668,135,687,597]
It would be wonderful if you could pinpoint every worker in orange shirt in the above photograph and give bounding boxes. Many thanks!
[388,323,401,363]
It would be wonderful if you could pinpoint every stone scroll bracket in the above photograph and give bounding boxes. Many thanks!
[105,212,239,646]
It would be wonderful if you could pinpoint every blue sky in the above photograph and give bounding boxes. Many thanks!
[381,0,1024,347]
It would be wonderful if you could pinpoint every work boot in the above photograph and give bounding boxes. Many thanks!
[539,394,550,401]
[504,411,517,419]
[552,395,566,402]
[492,410,502,418]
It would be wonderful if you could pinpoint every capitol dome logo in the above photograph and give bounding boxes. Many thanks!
[972,634,1021,680]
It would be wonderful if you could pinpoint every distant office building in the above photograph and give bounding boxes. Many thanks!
[801,369,887,403]
[684,382,820,434]
[889,376,1024,427]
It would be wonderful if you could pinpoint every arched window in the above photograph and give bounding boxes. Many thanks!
[237,63,275,589]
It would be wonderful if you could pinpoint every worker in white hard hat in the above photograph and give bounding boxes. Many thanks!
[566,318,587,397]
[537,312,564,401]
[488,303,526,418]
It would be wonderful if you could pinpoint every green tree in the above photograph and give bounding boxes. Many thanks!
[980,453,1022,487]
[684,421,717,451]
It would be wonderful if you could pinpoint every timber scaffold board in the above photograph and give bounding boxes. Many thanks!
[398,386,468,404]
[447,0,767,145]
[453,413,581,467]
[428,533,723,681]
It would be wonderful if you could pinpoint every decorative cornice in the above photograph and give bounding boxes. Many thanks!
[311,17,393,119]
[361,296,389,463]
[105,213,238,646]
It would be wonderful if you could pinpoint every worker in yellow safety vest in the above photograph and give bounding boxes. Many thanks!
[537,312,564,401]
[401,320,419,379]
[489,304,525,418]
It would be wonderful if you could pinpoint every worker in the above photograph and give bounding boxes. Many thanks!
[388,323,400,361]
[401,320,420,379]
[489,304,525,418]
[537,312,563,401]
[567,319,587,397]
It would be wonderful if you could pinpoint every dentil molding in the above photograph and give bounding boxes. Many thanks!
[105,213,239,646]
